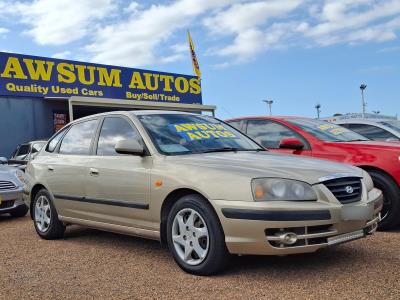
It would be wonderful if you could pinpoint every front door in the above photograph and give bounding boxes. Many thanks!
[84,116,152,230]
[245,119,312,156]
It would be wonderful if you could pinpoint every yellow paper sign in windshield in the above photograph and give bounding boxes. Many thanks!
[318,124,347,135]
[169,123,237,141]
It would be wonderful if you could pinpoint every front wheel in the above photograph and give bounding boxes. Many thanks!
[166,194,230,275]
[32,189,65,239]
[368,170,400,230]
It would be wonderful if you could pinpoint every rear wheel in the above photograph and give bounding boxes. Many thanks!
[368,170,400,230]
[166,194,230,275]
[9,204,29,218]
[32,189,65,239]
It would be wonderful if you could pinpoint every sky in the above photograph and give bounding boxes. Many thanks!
[0,0,399,119]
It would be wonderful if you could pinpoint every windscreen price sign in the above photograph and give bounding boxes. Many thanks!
[0,52,202,104]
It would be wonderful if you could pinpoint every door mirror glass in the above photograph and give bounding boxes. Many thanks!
[115,139,144,156]
[0,157,8,164]
[279,138,304,150]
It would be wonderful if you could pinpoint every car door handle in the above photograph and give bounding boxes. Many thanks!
[47,166,54,172]
[89,168,99,176]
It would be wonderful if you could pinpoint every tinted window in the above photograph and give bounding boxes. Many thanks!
[246,120,307,149]
[97,117,141,156]
[137,114,262,155]
[15,144,30,157]
[345,124,399,141]
[227,120,243,131]
[59,120,98,155]
[288,119,369,142]
[47,127,69,153]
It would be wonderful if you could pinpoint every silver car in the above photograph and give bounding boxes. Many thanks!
[0,165,29,217]
[332,118,400,141]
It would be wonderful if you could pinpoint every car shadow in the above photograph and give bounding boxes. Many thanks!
[62,225,373,276]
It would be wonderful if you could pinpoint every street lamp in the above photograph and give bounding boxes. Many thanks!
[372,110,380,115]
[263,100,274,116]
[360,83,367,118]
[315,103,321,119]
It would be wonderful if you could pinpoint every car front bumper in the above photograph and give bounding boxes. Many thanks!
[212,187,383,256]
[0,188,26,214]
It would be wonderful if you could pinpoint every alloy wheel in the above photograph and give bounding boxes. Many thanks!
[172,208,209,266]
[35,196,51,233]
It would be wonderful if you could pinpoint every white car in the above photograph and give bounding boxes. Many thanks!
[332,118,400,142]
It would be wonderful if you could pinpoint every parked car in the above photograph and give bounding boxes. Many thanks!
[24,111,382,275]
[9,141,47,171]
[226,116,400,230]
[0,165,29,217]
[330,118,400,141]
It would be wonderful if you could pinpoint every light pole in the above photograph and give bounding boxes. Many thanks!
[263,100,274,116]
[372,110,380,115]
[315,103,321,119]
[360,84,367,118]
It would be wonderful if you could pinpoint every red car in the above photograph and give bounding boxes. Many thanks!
[226,116,400,230]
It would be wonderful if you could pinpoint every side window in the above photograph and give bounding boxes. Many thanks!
[47,127,69,153]
[59,120,98,155]
[14,144,30,159]
[227,120,244,132]
[96,117,141,156]
[346,124,398,141]
[246,120,307,149]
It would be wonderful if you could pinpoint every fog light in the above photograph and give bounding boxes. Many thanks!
[279,232,298,245]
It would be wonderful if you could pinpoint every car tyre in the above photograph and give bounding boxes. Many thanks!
[369,170,400,230]
[32,189,65,239]
[166,194,230,275]
[9,204,29,218]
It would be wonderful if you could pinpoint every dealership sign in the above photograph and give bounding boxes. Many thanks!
[0,52,202,104]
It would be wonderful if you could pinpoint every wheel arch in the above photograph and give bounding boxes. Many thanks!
[358,165,399,188]
[29,183,47,219]
[159,188,219,245]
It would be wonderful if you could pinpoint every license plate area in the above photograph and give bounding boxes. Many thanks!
[327,230,365,246]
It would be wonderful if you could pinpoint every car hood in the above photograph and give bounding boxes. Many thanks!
[0,165,17,180]
[165,151,362,184]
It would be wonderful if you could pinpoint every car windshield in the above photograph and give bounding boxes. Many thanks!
[379,120,400,132]
[137,114,264,155]
[287,118,370,142]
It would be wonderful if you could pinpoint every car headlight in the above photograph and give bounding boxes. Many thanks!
[252,178,317,201]
[363,171,374,192]
[15,169,27,185]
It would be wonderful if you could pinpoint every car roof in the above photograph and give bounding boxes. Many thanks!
[334,118,395,123]
[226,116,316,122]
[70,110,201,124]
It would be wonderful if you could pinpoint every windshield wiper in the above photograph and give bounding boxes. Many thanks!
[200,147,239,153]
[200,147,266,153]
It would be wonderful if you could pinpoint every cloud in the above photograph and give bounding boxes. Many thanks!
[379,45,400,53]
[14,0,116,45]
[85,0,236,67]
[51,50,71,59]
[0,27,8,36]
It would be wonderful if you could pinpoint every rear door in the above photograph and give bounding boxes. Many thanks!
[84,116,152,229]
[45,118,99,218]
[245,119,312,156]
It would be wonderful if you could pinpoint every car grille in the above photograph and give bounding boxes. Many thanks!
[323,177,362,204]
[0,200,14,209]
[0,180,17,191]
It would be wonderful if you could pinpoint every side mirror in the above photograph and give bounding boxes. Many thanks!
[279,138,304,150]
[0,157,8,164]
[115,139,144,156]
